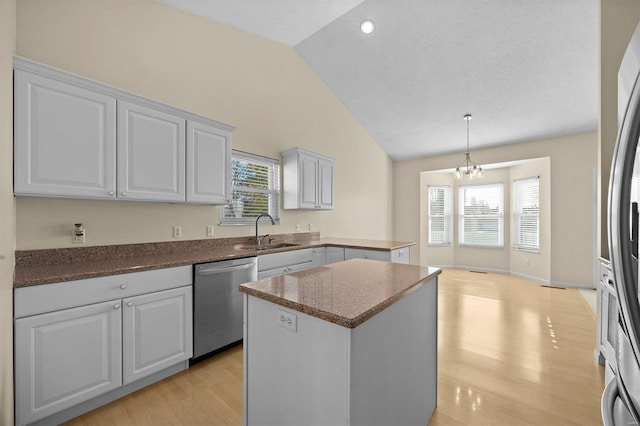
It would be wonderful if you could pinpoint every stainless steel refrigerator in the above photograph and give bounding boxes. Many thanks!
[603,21,640,426]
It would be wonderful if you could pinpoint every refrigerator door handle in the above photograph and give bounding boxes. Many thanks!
[602,377,618,426]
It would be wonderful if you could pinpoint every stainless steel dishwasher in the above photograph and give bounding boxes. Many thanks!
[192,256,257,361]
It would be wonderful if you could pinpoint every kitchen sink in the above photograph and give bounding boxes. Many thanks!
[234,242,301,251]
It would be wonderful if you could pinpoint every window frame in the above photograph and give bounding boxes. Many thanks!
[512,176,540,252]
[458,182,505,248]
[427,185,452,246]
[220,150,281,225]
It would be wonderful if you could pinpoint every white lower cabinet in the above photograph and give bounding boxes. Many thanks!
[15,300,123,426]
[123,287,192,384]
[326,247,345,264]
[258,249,313,280]
[344,247,410,264]
[14,266,193,425]
[312,248,326,267]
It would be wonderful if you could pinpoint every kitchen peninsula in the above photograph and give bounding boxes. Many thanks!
[240,259,440,426]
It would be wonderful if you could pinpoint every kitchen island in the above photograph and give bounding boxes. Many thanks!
[240,259,441,426]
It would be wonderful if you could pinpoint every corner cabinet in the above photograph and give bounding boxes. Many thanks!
[281,147,335,210]
[14,266,193,426]
[13,56,232,205]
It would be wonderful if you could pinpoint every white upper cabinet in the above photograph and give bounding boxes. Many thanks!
[13,57,234,204]
[186,121,231,204]
[117,101,186,202]
[14,69,117,199]
[281,147,335,210]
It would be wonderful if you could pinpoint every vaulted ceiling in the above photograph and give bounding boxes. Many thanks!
[159,0,598,160]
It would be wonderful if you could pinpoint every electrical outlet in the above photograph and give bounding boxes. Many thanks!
[277,310,297,332]
[308,223,313,231]
[295,224,301,232]
[206,225,214,237]
[173,226,182,238]
[71,230,85,243]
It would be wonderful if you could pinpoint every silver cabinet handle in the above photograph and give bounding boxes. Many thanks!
[399,250,404,255]
[120,192,127,196]
[127,302,133,307]
[113,304,120,310]
[108,191,115,196]
[197,262,257,275]
[120,284,127,289]
[363,255,368,259]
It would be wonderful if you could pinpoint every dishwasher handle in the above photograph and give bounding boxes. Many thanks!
[197,262,256,276]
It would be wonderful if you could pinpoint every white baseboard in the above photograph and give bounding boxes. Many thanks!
[433,265,591,289]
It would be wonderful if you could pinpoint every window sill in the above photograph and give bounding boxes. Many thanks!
[513,247,540,253]
[458,244,505,250]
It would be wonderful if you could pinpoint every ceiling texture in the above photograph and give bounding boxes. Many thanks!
[159,0,599,160]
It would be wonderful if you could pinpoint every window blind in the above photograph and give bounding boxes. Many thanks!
[459,183,504,247]
[221,151,280,225]
[513,177,539,251]
[428,185,451,245]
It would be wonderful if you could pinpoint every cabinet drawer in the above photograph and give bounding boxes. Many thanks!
[344,248,391,262]
[15,266,193,318]
[258,249,313,272]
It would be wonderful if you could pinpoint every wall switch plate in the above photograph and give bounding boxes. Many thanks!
[295,224,301,232]
[173,226,182,238]
[277,309,297,332]
[206,225,214,237]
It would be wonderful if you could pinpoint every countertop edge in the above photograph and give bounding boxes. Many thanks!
[240,266,441,329]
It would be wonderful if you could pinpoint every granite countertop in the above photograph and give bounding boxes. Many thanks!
[240,259,440,328]
[14,235,415,288]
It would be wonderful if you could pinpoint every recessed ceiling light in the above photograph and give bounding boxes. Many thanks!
[360,19,375,34]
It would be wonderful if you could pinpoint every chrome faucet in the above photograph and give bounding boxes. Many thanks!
[255,214,276,246]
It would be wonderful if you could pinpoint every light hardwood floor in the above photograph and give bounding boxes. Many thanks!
[65,269,604,425]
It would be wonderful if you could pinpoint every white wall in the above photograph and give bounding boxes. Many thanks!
[396,132,597,287]
[14,0,393,250]
[0,0,15,423]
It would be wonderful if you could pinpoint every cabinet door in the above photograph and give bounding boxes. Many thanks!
[123,286,193,384]
[312,248,326,267]
[14,70,116,199]
[390,247,410,264]
[318,158,334,209]
[299,153,319,209]
[15,300,122,425]
[326,247,345,264]
[186,121,231,204]
[117,100,186,202]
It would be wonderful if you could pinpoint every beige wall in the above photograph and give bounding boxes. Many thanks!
[15,0,392,250]
[509,158,551,282]
[600,0,640,260]
[395,132,597,287]
[420,158,551,283]
[0,0,15,423]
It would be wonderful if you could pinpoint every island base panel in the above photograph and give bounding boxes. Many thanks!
[243,276,438,426]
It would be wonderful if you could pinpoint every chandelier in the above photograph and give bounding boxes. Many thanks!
[455,114,484,179]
